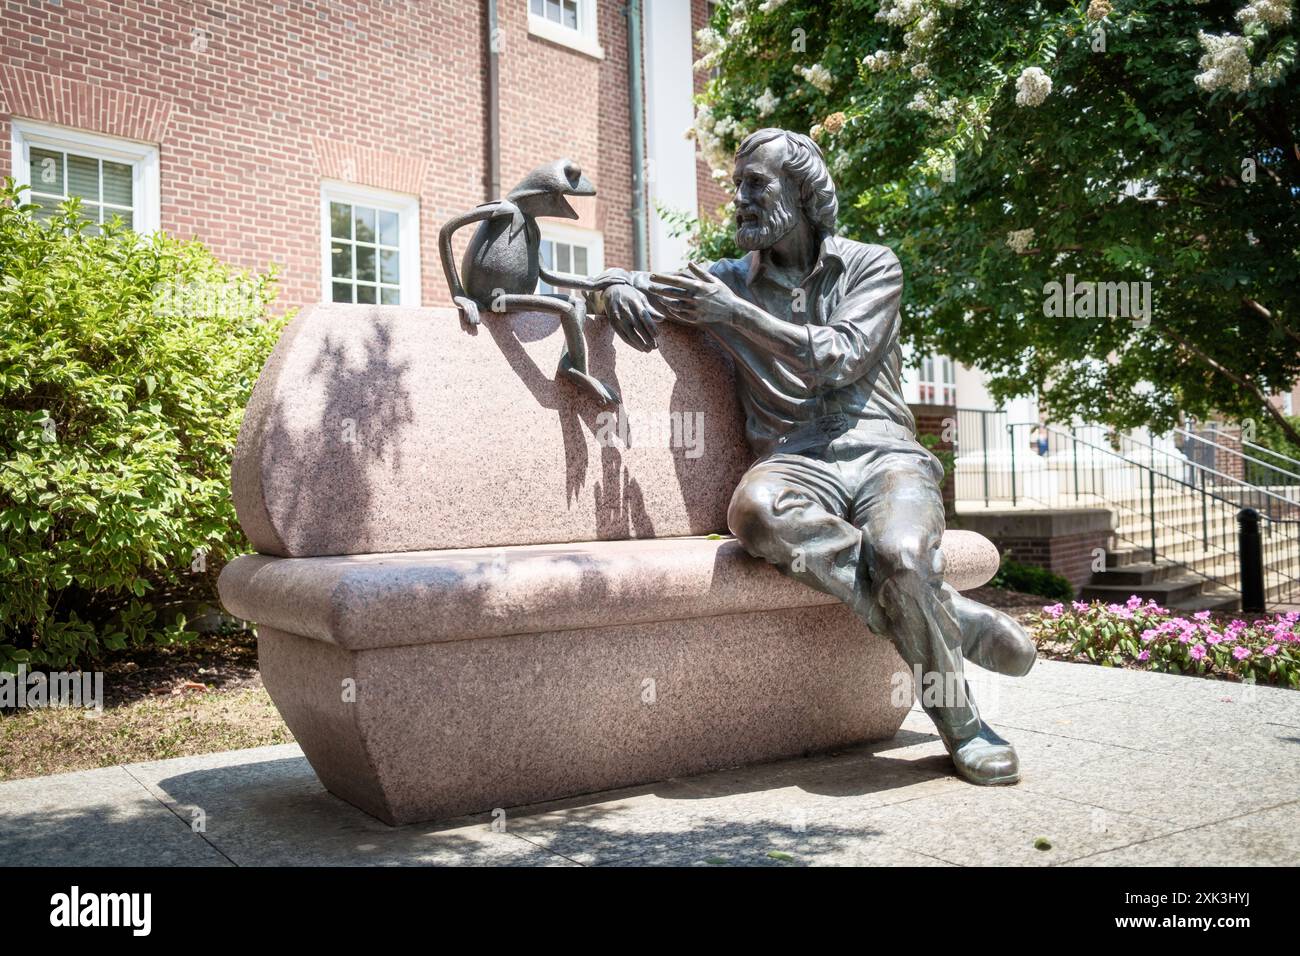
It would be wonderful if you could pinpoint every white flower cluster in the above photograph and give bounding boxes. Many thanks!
[1192,1,1292,93]
[1237,0,1292,27]
[691,104,744,177]
[1014,66,1053,107]
[1005,228,1036,254]
[906,90,958,120]
[758,0,789,12]
[864,49,896,72]
[1194,31,1255,92]
[869,1,970,124]
[755,87,781,117]
[794,62,834,93]
[694,25,724,72]
[873,0,964,71]
[1087,0,1113,20]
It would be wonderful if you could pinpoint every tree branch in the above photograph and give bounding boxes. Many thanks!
[1242,296,1300,347]
[1162,328,1300,447]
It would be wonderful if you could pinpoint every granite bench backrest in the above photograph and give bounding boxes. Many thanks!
[232,305,754,558]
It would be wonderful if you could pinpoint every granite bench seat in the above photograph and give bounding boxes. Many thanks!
[218,305,1002,825]
[219,533,998,649]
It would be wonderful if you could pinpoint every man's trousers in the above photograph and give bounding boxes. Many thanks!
[726,423,981,741]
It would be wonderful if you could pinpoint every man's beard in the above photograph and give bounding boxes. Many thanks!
[735,196,798,251]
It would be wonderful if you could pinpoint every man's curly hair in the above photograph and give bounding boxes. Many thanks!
[736,128,838,240]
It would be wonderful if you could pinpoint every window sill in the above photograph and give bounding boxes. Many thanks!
[527,14,604,60]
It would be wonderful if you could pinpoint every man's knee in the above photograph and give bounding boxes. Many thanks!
[872,530,943,590]
[727,481,786,559]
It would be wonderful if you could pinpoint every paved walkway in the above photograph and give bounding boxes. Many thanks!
[3,660,1297,866]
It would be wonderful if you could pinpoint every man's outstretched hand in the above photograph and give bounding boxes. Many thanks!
[648,262,747,327]
[601,281,661,353]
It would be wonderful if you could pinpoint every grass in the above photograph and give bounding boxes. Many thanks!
[0,628,292,781]
[0,686,291,781]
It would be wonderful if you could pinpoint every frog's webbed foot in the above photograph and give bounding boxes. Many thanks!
[558,350,620,406]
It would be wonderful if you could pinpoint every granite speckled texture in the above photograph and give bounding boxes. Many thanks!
[232,305,751,557]
[257,605,912,826]
[223,303,1010,826]
[218,531,1000,650]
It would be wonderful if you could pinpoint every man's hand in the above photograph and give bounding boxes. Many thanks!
[601,281,660,352]
[648,263,748,327]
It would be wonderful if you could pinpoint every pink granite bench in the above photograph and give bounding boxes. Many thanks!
[217,305,1002,825]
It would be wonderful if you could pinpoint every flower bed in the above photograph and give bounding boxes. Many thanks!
[1029,596,1300,689]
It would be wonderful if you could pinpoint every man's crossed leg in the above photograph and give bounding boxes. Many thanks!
[726,438,1035,785]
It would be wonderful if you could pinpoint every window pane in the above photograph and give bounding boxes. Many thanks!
[556,243,570,273]
[380,286,401,305]
[563,0,578,29]
[378,210,399,246]
[530,0,544,13]
[573,245,588,275]
[331,242,352,279]
[30,148,63,194]
[104,208,133,230]
[31,201,61,223]
[539,239,553,270]
[356,284,377,304]
[379,248,399,283]
[354,205,376,244]
[330,202,352,239]
[102,161,133,207]
[332,281,353,303]
[67,154,99,202]
[355,245,376,282]
[546,0,561,23]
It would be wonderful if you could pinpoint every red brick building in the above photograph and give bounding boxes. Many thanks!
[2,0,720,311]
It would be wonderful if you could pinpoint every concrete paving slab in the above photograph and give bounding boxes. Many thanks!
[1067,800,1300,867]
[125,744,572,867]
[0,766,231,867]
[1,659,1296,866]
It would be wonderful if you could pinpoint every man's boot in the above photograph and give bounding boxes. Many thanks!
[944,585,1037,677]
[938,712,1021,786]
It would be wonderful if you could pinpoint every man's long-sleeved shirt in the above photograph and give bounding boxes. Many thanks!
[594,236,913,461]
[703,236,913,460]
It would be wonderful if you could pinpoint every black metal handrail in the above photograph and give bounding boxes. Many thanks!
[1000,420,1300,607]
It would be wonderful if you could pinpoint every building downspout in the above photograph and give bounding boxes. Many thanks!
[486,0,501,201]
[625,0,648,270]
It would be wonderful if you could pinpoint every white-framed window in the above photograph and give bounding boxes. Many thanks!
[917,354,956,405]
[9,118,160,233]
[528,0,604,59]
[320,182,421,306]
[537,222,603,296]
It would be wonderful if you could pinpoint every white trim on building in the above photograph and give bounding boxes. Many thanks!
[528,0,605,59]
[10,117,161,233]
[643,0,700,272]
[320,181,421,307]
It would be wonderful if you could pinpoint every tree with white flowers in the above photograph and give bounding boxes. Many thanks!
[687,0,1300,443]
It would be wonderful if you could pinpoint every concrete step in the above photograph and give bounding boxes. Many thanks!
[1091,561,1179,587]
[1079,576,1208,605]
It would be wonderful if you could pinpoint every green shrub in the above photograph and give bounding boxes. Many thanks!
[989,556,1074,602]
[0,179,286,669]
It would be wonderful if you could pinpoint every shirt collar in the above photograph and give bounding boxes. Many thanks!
[744,234,847,287]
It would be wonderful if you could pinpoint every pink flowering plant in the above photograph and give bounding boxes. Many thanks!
[1030,596,1300,688]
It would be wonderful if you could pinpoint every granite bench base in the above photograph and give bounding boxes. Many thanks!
[218,533,999,825]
